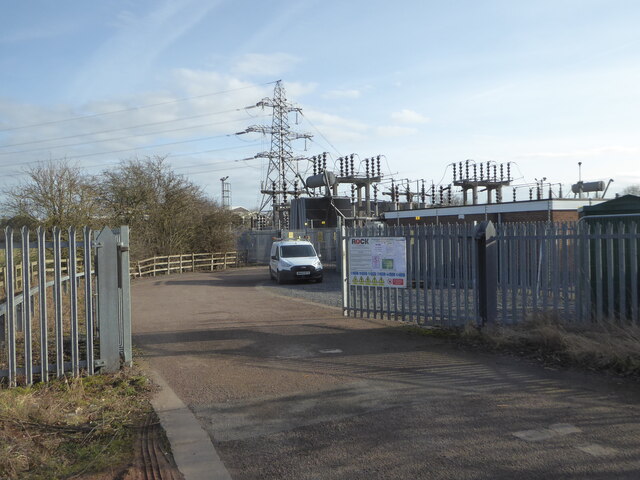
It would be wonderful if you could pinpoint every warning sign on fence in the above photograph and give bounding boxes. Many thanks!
[348,237,406,288]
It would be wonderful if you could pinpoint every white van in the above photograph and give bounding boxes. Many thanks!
[269,239,323,284]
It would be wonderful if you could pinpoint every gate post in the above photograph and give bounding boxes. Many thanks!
[475,221,497,326]
[95,227,120,372]
[339,217,349,316]
[118,226,132,366]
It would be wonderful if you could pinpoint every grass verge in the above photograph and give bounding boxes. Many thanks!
[0,366,154,479]
[402,317,640,377]
[461,317,640,377]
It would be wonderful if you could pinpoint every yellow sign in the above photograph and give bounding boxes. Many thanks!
[288,232,294,238]
[349,275,387,287]
[415,216,421,220]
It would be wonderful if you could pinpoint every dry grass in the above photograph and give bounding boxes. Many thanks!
[460,315,640,376]
[0,366,154,479]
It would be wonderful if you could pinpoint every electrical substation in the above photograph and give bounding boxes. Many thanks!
[228,81,614,230]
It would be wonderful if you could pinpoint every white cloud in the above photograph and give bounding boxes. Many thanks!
[323,89,361,99]
[302,110,369,143]
[0,71,277,189]
[390,109,430,124]
[304,110,367,131]
[376,125,418,137]
[69,0,219,103]
[284,81,318,99]
[517,145,640,159]
[232,53,301,77]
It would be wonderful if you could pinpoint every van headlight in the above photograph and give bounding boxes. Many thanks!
[313,259,323,270]
[280,259,293,269]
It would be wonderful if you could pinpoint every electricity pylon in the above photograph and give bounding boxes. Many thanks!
[241,80,312,228]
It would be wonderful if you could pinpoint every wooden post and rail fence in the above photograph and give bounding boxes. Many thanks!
[129,251,245,278]
[1,251,245,298]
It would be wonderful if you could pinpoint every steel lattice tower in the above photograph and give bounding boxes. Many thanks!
[244,81,311,228]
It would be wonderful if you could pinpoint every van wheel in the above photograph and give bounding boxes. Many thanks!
[269,269,275,281]
[277,271,285,284]
[316,277,323,283]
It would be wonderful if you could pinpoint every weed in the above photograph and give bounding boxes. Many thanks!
[457,315,640,377]
[0,366,154,479]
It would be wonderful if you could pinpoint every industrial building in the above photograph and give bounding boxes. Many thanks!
[383,198,607,225]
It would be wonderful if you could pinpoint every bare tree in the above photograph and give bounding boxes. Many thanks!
[622,184,640,196]
[100,156,234,258]
[193,204,243,254]
[2,159,99,229]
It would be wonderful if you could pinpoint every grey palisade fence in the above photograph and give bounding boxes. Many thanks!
[342,221,640,327]
[0,226,131,387]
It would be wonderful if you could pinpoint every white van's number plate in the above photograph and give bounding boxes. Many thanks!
[296,271,311,276]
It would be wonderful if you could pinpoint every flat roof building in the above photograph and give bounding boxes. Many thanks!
[383,198,608,225]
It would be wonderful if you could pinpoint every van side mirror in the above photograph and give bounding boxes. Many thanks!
[318,253,322,259]
[271,255,277,260]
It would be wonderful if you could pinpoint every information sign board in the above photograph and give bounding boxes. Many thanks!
[348,237,407,288]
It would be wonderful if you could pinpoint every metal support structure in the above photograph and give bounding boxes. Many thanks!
[245,81,312,228]
[475,221,498,326]
[118,226,132,366]
[21,227,33,384]
[220,176,231,208]
[95,227,121,372]
[4,227,17,386]
[340,219,348,316]
[83,227,95,376]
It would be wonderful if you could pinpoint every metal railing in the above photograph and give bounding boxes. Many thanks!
[1,226,131,387]
[131,251,244,278]
[342,221,640,327]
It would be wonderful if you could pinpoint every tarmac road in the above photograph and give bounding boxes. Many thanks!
[132,267,640,480]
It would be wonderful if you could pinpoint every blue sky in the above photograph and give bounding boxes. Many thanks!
[1,0,639,208]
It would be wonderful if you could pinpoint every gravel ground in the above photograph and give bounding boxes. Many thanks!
[260,267,343,308]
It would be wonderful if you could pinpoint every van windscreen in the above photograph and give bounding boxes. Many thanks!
[281,245,316,258]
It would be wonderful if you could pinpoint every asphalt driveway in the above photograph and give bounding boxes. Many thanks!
[132,267,640,479]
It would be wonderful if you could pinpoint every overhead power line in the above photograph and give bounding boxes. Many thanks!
[0,106,262,150]
[299,112,342,157]
[0,81,276,133]
[0,143,263,177]
[0,133,260,169]
[0,111,269,156]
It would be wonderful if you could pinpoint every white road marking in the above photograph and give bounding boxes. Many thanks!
[577,444,617,457]
[513,429,556,441]
[513,423,581,442]
[549,423,582,435]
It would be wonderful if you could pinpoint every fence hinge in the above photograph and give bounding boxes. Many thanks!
[94,359,106,368]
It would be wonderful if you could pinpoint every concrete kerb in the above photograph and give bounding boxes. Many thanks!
[147,368,232,480]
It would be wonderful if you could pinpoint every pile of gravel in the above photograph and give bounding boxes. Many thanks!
[261,268,343,308]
